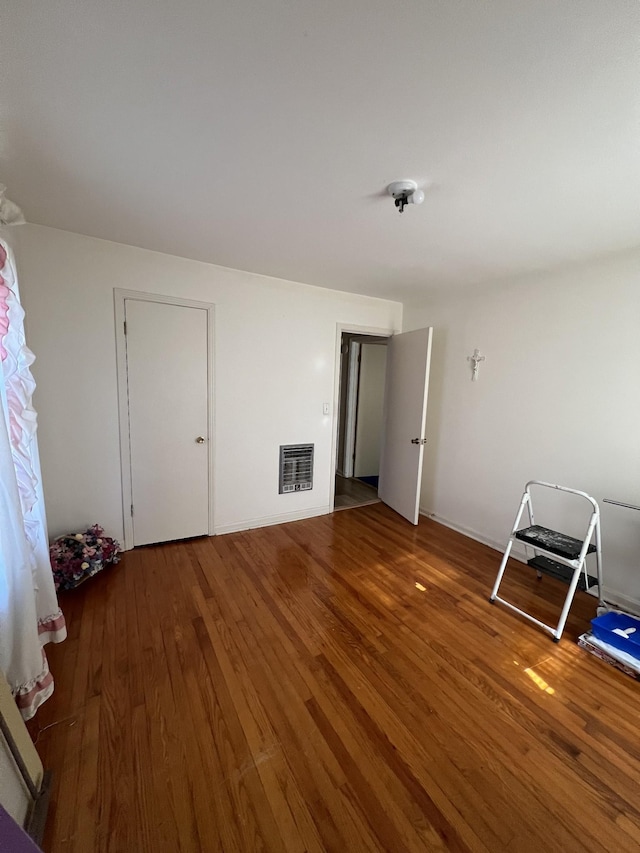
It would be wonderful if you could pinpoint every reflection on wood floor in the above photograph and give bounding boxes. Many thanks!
[31,505,640,852]
[334,474,380,510]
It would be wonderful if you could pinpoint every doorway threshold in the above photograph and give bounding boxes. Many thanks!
[334,475,381,512]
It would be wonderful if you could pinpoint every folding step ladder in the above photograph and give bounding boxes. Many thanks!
[490,481,604,642]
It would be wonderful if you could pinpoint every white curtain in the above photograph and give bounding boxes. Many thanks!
[0,238,66,720]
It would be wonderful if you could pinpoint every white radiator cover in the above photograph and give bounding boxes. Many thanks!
[0,674,43,825]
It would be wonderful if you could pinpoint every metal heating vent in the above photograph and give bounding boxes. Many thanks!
[279,444,314,493]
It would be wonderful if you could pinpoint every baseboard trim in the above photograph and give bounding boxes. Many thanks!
[214,505,331,536]
[419,507,640,614]
[600,591,640,618]
[418,508,528,564]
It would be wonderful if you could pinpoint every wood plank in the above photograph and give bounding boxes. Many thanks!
[33,505,640,852]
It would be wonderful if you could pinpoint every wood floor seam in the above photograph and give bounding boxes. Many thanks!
[29,505,640,853]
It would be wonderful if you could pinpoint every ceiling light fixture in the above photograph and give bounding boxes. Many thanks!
[387,180,425,214]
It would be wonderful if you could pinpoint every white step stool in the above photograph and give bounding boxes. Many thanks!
[490,481,604,642]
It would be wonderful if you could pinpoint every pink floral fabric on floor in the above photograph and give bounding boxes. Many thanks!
[0,238,66,719]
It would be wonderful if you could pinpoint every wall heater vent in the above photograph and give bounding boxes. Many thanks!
[279,444,314,493]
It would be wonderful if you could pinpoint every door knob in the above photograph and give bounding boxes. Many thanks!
[195,436,206,444]
[411,438,427,445]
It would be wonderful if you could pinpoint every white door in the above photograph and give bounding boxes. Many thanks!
[378,327,433,525]
[125,299,210,546]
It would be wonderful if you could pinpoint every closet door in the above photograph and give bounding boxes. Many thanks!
[125,299,210,546]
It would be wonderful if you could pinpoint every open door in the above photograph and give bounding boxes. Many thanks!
[378,327,433,524]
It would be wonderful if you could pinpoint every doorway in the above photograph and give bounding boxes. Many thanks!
[334,332,389,511]
[115,290,215,549]
[331,324,434,524]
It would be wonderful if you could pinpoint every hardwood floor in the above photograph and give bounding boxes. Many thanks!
[30,505,640,852]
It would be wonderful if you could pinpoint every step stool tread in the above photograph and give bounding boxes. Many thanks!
[527,556,597,591]
[515,525,596,560]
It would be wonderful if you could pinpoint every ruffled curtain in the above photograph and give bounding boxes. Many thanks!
[0,237,66,720]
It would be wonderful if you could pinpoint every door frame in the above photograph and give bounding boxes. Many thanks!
[330,322,398,512]
[114,288,216,550]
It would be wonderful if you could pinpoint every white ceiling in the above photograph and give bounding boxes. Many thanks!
[1,1,639,301]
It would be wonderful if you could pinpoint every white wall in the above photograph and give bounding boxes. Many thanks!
[12,225,401,542]
[354,343,386,479]
[404,247,640,610]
